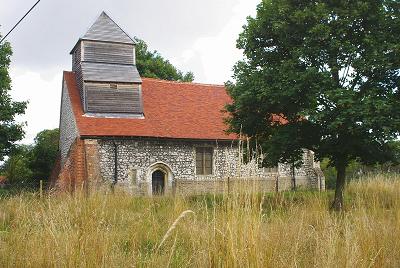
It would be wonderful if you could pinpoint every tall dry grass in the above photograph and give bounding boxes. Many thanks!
[0,174,399,267]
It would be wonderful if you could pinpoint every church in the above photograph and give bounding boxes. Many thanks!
[54,12,325,195]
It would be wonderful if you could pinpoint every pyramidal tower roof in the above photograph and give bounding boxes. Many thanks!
[82,11,135,44]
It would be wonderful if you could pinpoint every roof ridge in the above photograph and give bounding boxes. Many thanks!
[142,77,225,88]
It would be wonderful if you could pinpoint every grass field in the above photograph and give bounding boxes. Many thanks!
[0,174,399,267]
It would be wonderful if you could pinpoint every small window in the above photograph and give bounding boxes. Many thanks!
[110,83,118,89]
[196,147,213,175]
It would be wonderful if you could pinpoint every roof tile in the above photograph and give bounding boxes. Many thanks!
[64,71,238,140]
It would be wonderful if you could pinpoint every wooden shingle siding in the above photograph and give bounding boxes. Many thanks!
[75,65,85,106]
[85,83,143,114]
[72,42,85,107]
[83,41,134,65]
[70,11,143,116]
[72,43,81,72]
[82,12,134,44]
[71,44,85,106]
[81,62,141,83]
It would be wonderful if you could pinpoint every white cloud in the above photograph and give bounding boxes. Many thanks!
[9,68,61,144]
[171,0,259,84]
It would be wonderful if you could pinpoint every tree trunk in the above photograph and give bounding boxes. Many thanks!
[331,164,346,211]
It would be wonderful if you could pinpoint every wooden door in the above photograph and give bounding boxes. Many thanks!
[152,170,165,195]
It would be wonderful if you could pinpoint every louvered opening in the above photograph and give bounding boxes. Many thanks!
[85,83,143,114]
[84,41,134,65]
[81,62,141,83]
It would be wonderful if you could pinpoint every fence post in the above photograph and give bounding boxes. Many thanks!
[39,180,43,198]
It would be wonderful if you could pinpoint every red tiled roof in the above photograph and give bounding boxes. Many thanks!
[64,71,239,140]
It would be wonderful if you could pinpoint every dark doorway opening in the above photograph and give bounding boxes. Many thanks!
[152,170,165,195]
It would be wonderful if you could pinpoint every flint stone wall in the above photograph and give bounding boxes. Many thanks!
[95,138,324,195]
[98,139,238,182]
[59,81,79,165]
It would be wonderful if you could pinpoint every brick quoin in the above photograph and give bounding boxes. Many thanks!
[52,138,103,192]
[55,138,87,192]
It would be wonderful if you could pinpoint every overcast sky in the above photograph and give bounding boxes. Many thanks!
[0,0,259,143]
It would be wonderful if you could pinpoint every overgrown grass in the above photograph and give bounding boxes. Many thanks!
[0,174,399,267]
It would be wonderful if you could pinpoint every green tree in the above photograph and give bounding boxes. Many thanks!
[134,37,194,82]
[0,34,27,161]
[3,145,33,184]
[29,128,59,182]
[1,128,60,187]
[226,0,400,210]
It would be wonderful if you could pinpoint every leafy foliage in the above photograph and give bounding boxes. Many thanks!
[321,141,400,190]
[226,0,400,208]
[3,145,33,184]
[1,129,59,186]
[0,35,27,161]
[29,129,59,181]
[134,37,194,82]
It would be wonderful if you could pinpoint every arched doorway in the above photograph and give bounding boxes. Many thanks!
[146,162,174,196]
[152,170,165,195]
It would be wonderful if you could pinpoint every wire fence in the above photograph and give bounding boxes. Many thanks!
[0,179,49,197]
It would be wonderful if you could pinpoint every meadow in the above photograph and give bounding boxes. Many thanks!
[0,174,399,267]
